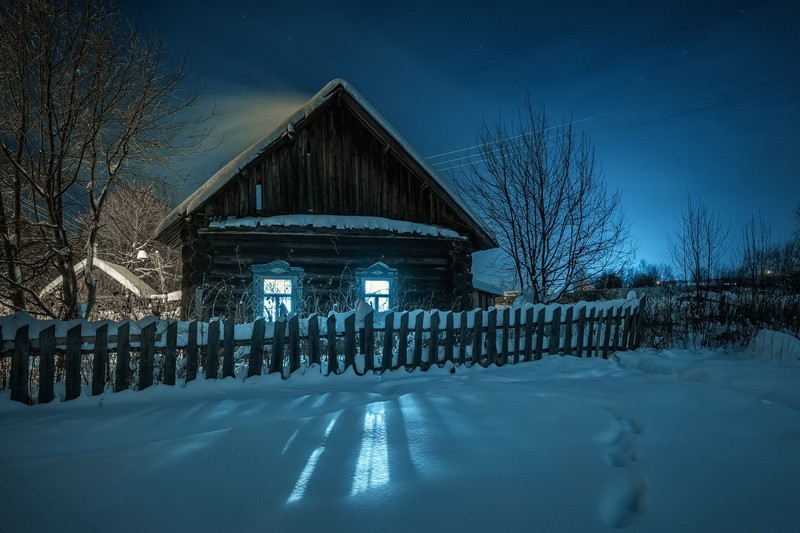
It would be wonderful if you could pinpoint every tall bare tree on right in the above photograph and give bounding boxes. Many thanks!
[462,99,632,303]
[667,195,731,300]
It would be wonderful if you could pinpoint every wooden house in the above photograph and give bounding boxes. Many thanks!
[154,79,498,319]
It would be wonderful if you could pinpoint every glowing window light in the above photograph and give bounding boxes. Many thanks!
[350,403,390,496]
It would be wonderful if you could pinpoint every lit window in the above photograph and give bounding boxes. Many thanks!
[252,260,303,320]
[263,278,292,320]
[357,262,398,312]
[364,279,390,312]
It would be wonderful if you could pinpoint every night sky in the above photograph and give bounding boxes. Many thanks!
[123,0,800,272]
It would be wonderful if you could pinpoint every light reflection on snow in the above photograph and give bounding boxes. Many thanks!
[286,447,323,504]
[285,411,341,505]
[398,394,425,472]
[281,429,299,455]
[350,403,390,496]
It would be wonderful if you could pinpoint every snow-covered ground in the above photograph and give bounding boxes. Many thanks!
[2,333,799,532]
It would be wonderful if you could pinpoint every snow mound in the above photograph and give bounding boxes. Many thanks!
[746,330,800,365]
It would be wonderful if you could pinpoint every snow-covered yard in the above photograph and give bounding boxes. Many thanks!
[2,334,799,532]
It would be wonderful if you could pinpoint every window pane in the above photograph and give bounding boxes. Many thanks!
[376,297,389,312]
[364,279,389,295]
[264,278,292,295]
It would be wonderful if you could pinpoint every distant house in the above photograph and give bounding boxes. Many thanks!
[154,79,498,319]
[39,258,180,319]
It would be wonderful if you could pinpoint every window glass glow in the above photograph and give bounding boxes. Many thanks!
[264,278,292,294]
[263,278,293,320]
[364,278,391,312]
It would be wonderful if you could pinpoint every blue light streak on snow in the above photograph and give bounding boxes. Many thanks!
[286,447,323,504]
[350,403,390,496]
[285,411,341,505]
[281,429,299,455]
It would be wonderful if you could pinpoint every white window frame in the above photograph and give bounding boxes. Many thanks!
[356,262,398,312]
[252,260,303,320]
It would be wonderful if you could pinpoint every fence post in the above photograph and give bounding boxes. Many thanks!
[429,311,440,368]
[222,318,235,379]
[364,311,375,373]
[513,307,521,364]
[163,321,178,386]
[633,296,647,348]
[272,317,286,376]
[115,322,131,392]
[38,325,56,404]
[458,310,468,365]
[382,312,394,372]
[288,314,301,376]
[444,312,454,365]
[308,314,320,368]
[586,308,596,358]
[576,307,586,357]
[486,308,498,366]
[10,325,30,404]
[248,318,265,378]
[563,307,574,356]
[397,312,409,369]
[535,308,545,360]
[92,324,108,395]
[602,309,614,358]
[344,312,356,373]
[549,307,561,356]
[65,325,82,401]
[500,307,510,365]
[524,307,534,362]
[138,323,156,390]
[186,320,198,383]
[412,311,424,369]
[326,314,337,375]
[621,306,632,350]
[207,319,220,379]
[471,309,483,367]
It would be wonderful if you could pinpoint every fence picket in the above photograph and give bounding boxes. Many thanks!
[458,311,468,365]
[308,314,320,367]
[513,307,521,364]
[524,307,534,362]
[115,322,131,392]
[397,312,409,369]
[472,310,483,367]
[487,308,498,365]
[382,312,394,371]
[65,325,81,401]
[586,308,596,358]
[444,312,454,365]
[576,307,586,357]
[550,307,561,356]
[326,314,337,375]
[363,311,374,373]
[38,325,55,404]
[429,311,440,368]
[248,318,265,377]
[186,321,198,383]
[163,321,178,386]
[289,314,301,376]
[602,309,613,358]
[222,318,235,379]
[535,308,545,360]
[272,317,286,376]
[344,313,356,373]
[412,312,423,369]
[10,326,30,404]
[563,307,574,355]
[207,320,220,379]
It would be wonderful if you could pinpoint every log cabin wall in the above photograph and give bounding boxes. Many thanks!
[185,228,473,320]
[201,95,471,239]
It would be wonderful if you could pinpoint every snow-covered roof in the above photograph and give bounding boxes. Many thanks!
[154,79,497,249]
[207,215,464,239]
[39,258,157,298]
[472,276,504,296]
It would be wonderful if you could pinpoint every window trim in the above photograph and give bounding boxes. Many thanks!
[356,262,398,312]
[252,260,303,320]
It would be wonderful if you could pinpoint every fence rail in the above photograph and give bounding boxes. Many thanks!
[1,299,644,405]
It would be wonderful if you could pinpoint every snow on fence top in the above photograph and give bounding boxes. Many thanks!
[0,296,640,350]
[208,214,463,239]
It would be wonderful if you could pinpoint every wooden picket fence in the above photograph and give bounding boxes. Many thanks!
[1,298,644,405]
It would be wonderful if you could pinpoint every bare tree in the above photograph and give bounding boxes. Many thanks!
[462,99,632,303]
[0,0,202,318]
[667,195,731,299]
[739,212,777,300]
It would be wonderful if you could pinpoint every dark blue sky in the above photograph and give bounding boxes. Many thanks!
[125,0,800,270]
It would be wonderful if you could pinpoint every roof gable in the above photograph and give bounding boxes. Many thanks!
[155,79,497,250]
